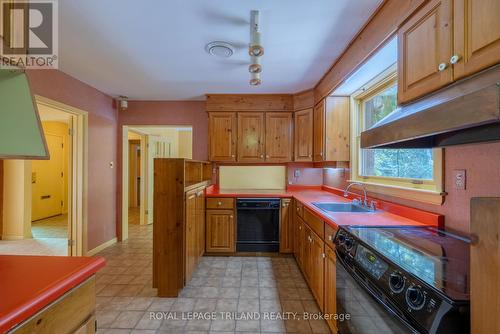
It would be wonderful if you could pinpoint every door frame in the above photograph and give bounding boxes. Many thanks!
[34,95,88,256]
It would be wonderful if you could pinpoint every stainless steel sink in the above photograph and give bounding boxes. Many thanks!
[313,202,374,213]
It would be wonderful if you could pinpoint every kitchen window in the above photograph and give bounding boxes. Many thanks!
[350,66,443,204]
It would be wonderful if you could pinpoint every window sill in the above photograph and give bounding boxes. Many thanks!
[347,179,445,205]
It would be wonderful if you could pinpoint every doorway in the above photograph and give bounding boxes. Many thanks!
[121,125,193,241]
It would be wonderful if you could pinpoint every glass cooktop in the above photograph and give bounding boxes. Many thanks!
[346,226,470,301]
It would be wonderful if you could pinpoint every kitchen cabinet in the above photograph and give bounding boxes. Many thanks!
[237,112,265,162]
[294,108,313,161]
[313,97,350,162]
[313,100,325,161]
[206,209,235,253]
[185,190,197,282]
[294,217,306,271]
[195,189,205,258]
[453,0,500,80]
[306,228,325,311]
[208,112,237,162]
[265,112,293,162]
[279,198,293,253]
[398,0,453,104]
[324,246,338,334]
[398,0,500,104]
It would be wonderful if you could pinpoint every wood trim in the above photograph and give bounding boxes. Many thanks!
[0,160,3,239]
[206,94,293,112]
[85,237,117,256]
[292,89,315,111]
[314,0,428,101]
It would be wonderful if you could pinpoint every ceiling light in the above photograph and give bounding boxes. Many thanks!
[249,63,262,74]
[205,41,235,58]
[249,10,263,86]
[250,72,261,86]
[249,44,264,57]
[119,95,128,110]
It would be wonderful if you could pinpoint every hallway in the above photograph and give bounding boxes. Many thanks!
[94,224,329,333]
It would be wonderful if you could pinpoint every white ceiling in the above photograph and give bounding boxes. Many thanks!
[59,0,382,100]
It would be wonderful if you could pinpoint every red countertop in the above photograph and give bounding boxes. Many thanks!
[205,185,443,228]
[0,255,106,333]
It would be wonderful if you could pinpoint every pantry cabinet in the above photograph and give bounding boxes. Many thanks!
[208,112,237,162]
[265,112,293,162]
[237,112,265,162]
[294,108,313,161]
[324,246,338,334]
[398,0,500,104]
[279,198,293,253]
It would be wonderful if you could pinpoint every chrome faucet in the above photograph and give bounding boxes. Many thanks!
[344,182,375,210]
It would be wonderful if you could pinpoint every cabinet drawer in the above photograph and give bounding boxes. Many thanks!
[295,201,304,218]
[324,224,338,250]
[303,207,324,239]
[206,198,235,209]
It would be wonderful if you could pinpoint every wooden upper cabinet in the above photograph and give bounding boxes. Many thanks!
[325,97,350,162]
[209,112,236,162]
[265,112,293,162]
[294,108,313,161]
[313,100,325,161]
[398,0,453,104]
[237,112,265,162]
[452,0,500,80]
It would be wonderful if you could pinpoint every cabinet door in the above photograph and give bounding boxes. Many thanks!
[325,97,350,162]
[313,100,325,161]
[206,210,235,252]
[453,0,500,80]
[397,0,453,104]
[295,218,305,270]
[324,246,338,334]
[237,112,265,162]
[309,231,325,311]
[209,112,236,161]
[294,109,313,161]
[279,198,293,253]
[185,192,197,282]
[303,226,313,282]
[265,112,293,162]
[195,189,205,257]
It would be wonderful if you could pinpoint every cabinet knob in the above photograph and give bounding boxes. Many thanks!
[319,152,323,156]
[308,154,312,158]
[322,253,326,259]
[230,215,234,219]
[308,236,312,243]
[438,63,448,71]
[328,235,333,241]
[260,155,264,158]
[299,226,302,230]
[231,154,235,158]
[217,201,222,206]
[450,54,461,64]
[266,155,270,158]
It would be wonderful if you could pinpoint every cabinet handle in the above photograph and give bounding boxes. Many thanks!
[322,253,326,259]
[328,235,333,241]
[230,215,234,219]
[450,54,461,64]
[438,63,447,71]
[319,152,323,156]
[308,236,312,243]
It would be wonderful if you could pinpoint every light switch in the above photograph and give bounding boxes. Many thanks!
[453,169,466,190]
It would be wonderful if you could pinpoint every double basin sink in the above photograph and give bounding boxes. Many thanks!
[313,202,374,214]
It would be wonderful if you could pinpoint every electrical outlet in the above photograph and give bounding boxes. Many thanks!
[453,169,466,190]
[294,169,301,178]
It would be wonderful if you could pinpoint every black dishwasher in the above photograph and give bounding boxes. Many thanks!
[236,198,280,252]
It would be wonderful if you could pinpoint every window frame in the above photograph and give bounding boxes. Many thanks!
[349,65,444,205]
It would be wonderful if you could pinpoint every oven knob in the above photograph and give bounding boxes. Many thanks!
[344,237,354,251]
[406,285,426,310]
[337,233,346,244]
[389,271,405,293]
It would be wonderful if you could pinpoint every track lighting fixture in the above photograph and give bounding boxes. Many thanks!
[249,10,263,86]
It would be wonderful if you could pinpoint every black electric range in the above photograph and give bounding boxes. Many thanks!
[334,225,470,334]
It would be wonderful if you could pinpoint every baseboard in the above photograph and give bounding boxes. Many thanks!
[86,237,117,256]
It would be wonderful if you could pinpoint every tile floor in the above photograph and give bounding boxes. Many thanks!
[94,223,330,333]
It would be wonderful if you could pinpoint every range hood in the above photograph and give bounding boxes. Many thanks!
[361,65,500,149]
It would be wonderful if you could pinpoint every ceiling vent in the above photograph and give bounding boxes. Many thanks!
[205,41,235,58]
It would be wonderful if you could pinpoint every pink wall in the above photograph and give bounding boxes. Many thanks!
[287,163,323,186]
[116,101,208,238]
[27,70,118,250]
[323,142,500,234]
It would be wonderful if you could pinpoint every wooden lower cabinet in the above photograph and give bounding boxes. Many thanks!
[307,228,325,311]
[279,198,293,253]
[185,191,197,282]
[206,209,235,253]
[294,218,306,271]
[324,246,338,334]
[12,277,96,333]
[196,189,205,258]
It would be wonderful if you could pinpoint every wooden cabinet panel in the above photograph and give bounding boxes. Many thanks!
[303,225,313,282]
[209,112,236,161]
[313,100,325,161]
[325,223,338,251]
[470,198,500,334]
[324,246,338,334]
[303,207,324,239]
[295,217,306,271]
[265,112,293,162]
[237,112,265,162]
[308,230,325,311]
[453,0,500,80]
[325,97,350,162]
[206,209,235,252]
[185,191,197,282]
[195,189,205,258]
[295,200,304,218]
[206,197,234,209]
[398,0,453,104]
[294,109,313,161]
[280,198,293,253]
